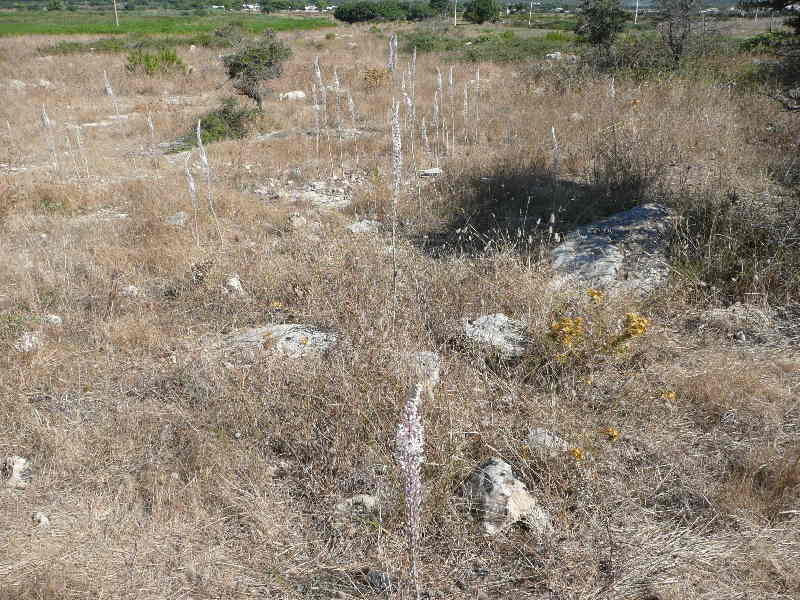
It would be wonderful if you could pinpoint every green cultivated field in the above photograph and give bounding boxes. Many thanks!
[0,10,334,36]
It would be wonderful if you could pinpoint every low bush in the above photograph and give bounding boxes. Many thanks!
[126,48,186,75]
[173,98,257,151]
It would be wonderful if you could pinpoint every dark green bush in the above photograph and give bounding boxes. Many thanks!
[222,29,291,109]
[334,0,434,22]
[463,0,500,24]
[174,98,257,150]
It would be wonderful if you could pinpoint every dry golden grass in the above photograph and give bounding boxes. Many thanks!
[1,22,799,600]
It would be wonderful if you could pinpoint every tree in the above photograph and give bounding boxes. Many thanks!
[429,0,448,15]
[222,30,292,110]
[654,0,700,66]
[334,1,379,21]
[575,0,628,49]
[46,0,65,10]
[463,0,499,24]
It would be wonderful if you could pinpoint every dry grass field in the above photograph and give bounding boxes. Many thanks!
[1,18,799,600]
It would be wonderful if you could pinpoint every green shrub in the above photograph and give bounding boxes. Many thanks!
[325,31,336,40]
[175,98,257,150]
[739,31,795,53]
[126,48,186,75]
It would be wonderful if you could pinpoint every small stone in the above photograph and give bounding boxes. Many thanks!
[32,511,50,528]
[120,285,140,297]
[418,167,443,177]
[44,314,62,326]
[735,330,747,343]
[279,90,307,101]
[165,211,188,227]
[333,494,382,527]
[14,332,42,353]
[365,569,393,592]
[3,456,32,489]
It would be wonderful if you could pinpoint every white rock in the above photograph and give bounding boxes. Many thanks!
[418,167,443,177]
[462,314,529,360]
[31,511,50,528]
[279,90,307,101]
[44,314,62,326]
[3,456,32,489]
[165,211,188,226]
[346,219,380,234]
[527,427,569,455]
[8,79,26,90]
[120,285,140,297]
[189,44,197,52]
[551,203,672,295]
[545,51,563,60]
[217,323,337,360]
[14,332,42,353]
[37,79,53,88]
[223,274,246,296]
[462,457,551,536]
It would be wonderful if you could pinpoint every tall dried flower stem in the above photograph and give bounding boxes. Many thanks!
[40,105,58,171]
[390,100,402,322]
[196,120,223,243]
[184,153,200,247]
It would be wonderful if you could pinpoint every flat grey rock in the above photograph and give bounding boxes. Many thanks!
[462,314,529,360]
[527,427,569,455]
[165,211,188,227]
[551,203,672,294]
[346,219,380,234]
[214,323,338,361]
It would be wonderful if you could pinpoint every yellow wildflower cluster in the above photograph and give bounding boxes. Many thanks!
[549,317,586,348]
[571,447,585,461]
[586,288,604,303]
[604,427,620,441]
[661,390,677,401]
[623,312,650,337]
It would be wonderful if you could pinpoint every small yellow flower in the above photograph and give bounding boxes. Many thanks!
[579,376,593,385]
[550,316,586,347]
[623,312,650,337]
[571,447,585,461]
[661,390,677,401]
[300,337,309,345]
[587,288,604,303]
[604,427,620,441]
[270,300,283,309]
